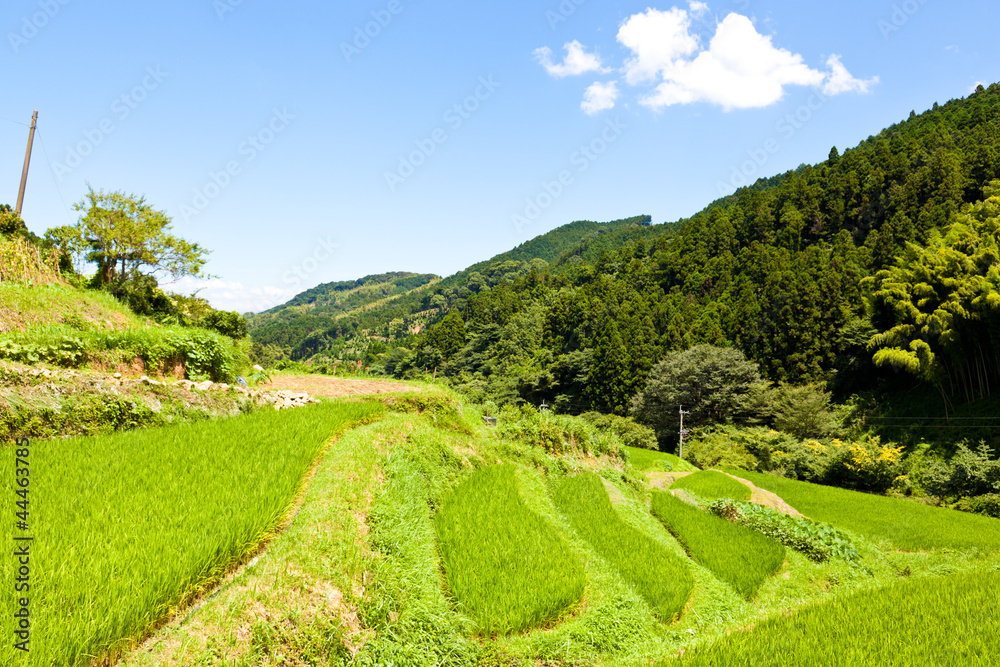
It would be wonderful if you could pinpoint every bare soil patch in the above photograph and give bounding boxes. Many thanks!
[645,470,804,518]
[265,375,420,399]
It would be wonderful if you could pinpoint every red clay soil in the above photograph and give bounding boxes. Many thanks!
[264,375,420,400]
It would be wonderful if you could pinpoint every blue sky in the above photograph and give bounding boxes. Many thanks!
[2,0,997,312]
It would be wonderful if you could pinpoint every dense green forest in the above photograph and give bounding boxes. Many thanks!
[262,85,1000,447]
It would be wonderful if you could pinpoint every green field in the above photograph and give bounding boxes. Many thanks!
[663,571,1000,666]
[0,401,382,666]
[651,492,786,599]
[434,464,586,636]
[728,469,1000,551]
[671,470,752,501]
[554,473,693,622]
[627,447,700,472]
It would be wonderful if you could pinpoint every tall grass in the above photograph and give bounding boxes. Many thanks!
[729,469,1000,551]
[671,471,752,501]
[554,473,693,622]
[434,464,586,636]
[651,492,785,600]
[0,400,383,666]
[663,571,1000,666]
[626,447,699,473]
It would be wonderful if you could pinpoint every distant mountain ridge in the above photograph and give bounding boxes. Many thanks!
[248,215,656,358]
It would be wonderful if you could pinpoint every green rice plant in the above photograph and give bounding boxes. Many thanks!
[554,473,693,622]
[670,470,752,501]
[707,499,859,562]
[434,464,586,636]
[650,492,785,600]
[627,446,699,473]
[728,469,1000,551]
[0,400,383,666]
[662,571,1000,666]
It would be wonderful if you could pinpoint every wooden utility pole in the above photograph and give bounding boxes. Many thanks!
[15,110,38,216]
[679,406,690,460]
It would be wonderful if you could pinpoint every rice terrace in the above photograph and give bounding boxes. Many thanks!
[5,1,1000,665]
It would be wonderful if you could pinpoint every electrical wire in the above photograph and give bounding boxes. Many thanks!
[33,129,76,226]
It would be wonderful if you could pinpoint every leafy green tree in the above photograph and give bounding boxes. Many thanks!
[53,186,209,286]
[769,383,839,439]
[630,345,764,445]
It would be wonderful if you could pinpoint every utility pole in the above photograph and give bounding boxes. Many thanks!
[679,406,690,460]
[15,110,38,216]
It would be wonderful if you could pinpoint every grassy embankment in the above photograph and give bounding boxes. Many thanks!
[0,400,383,666]
[627,446,699,472]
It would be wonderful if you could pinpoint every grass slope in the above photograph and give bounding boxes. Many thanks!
[0,401,382,666]
[671,471,752,501]
[0,282,141,333]
[554,473,694,622]
[651,492,785,599]
[729,469,1000,551]
[627,447,699,473]
[663,571,1000,666]
[435,464,586,636]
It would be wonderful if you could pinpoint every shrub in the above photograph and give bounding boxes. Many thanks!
[580,412,658,450]
[495,405,625,459]
[707,499,859,562]
[825,435,905,492]
[954,494,1000,518]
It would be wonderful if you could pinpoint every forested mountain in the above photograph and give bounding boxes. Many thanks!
[375,83,1000,433]
[250,216,660,360]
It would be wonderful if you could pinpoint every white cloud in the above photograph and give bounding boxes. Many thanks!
[582,81,619,115]
[170,277,298,314]
[688,1,709,17]
[618,7,701,85]
[612,9,876,111]
[534,40,608,78]
[822,54,878,95]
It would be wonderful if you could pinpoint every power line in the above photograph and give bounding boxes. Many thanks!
[33,129,75,226]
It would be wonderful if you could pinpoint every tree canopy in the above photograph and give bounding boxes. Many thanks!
[51,186,209,286]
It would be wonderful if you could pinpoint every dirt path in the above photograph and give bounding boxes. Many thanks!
[265,375,421,399]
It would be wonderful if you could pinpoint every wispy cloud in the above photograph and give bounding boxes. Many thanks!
[534,40,609,78]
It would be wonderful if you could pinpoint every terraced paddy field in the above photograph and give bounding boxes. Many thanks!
[670,470,752,501]
[435,464,586,635]
[9,394,1000,666]
[554,473,693,621]
[0,400,383,666]
[662,571,1000,666]
[728,469,1000,551]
